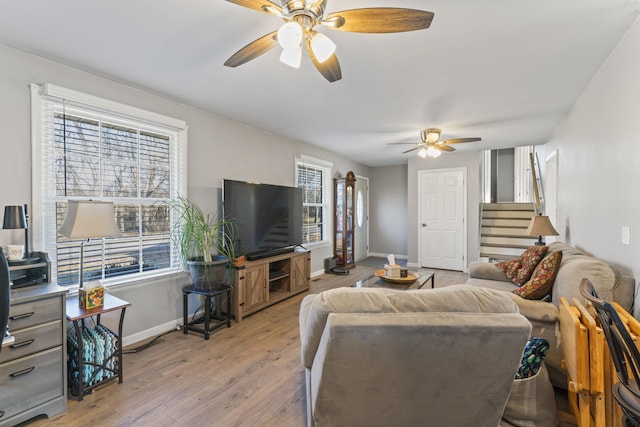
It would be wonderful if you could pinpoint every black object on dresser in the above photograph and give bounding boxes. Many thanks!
[0,248,10,355]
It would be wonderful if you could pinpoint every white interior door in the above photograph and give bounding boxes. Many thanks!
[419,168,466,270]
[354,176,369,261]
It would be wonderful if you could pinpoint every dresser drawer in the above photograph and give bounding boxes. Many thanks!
[0,320,62,364]
[9,297,62,331]
[0,347,63,421]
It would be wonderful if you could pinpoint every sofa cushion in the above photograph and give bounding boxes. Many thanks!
[547,242,616,306]
[299,284,520,368]
[513,251,562,300]
[497,246,548,285]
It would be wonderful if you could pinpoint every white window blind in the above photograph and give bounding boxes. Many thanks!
[31,84,187,287]
[295,155,332,245]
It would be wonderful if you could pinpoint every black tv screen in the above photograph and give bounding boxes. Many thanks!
[222,179,303,259]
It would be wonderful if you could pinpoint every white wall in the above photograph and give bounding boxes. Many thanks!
[542,16,640,316]
[0,43,368,343]
[407,151,481,270]
[368,165,408,257]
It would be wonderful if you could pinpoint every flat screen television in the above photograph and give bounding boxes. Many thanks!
[222,179,303,260]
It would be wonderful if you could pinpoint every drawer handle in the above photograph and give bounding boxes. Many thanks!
[9,366,35,378]
[10,339,35,349]
[10,312,34,321]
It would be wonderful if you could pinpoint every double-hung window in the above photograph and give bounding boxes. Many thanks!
[31,84,187,287]
[295,155,332,246]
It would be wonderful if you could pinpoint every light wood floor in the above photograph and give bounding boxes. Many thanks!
[22,263,498,426]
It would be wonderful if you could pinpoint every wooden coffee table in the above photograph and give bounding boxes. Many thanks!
[351,270,435,290]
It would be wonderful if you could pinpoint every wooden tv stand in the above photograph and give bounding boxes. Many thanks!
[231,250,310,322]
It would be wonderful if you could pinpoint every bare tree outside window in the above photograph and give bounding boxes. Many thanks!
[54,113,173,285]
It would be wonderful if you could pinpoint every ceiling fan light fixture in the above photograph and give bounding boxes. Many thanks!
[426,146,441,158]
[310,32,336,63]
[418,148,428,158]
[280,46,302,68]
[277,22,303,50]
[424,128,441,143]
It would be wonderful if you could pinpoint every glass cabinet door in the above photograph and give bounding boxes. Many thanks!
[334,171,356,268]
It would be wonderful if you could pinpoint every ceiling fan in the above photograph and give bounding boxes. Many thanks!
[223,0,434,82]
[389,128,482,158]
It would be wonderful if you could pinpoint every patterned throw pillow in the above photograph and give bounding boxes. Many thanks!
[515,337,550,379]
[496,245,548,285]
[513,251,563,300]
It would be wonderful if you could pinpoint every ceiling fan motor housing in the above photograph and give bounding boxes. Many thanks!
[282,0,325,19]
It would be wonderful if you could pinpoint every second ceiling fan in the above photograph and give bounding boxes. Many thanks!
[389,128,482,158]
[223,0,434,82]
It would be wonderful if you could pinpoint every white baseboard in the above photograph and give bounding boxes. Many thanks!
[368,252,408,259]
[122,319,180,348]
[311,269,324,278]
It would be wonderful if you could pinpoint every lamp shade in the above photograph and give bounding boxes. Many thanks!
[58,200,121,239]
[3,206,27,229]
[525,215,559,237]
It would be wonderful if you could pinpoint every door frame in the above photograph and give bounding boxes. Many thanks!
[354,174,369,261]
[417,167,468,271]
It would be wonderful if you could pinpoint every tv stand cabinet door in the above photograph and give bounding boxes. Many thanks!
[291,253,310,293]
[242,264,268,315]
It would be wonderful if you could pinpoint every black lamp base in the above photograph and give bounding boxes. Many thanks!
[534,236,545,246]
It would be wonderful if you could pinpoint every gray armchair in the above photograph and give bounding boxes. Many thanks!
[299,285,533,427]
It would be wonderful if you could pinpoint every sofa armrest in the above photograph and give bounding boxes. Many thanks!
[468,261,512,282]
[509,294,559,323]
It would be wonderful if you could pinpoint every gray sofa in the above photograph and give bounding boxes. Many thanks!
[299,285,535,427]
[466,241,635,387]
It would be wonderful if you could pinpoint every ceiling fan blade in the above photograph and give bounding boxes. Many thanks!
[323,8,434,33]
[437,144,455,152]
[305,38,342,82]
[402,145,423,154]
[441,137,482,144]
[224,31,278,68]
[226,0,282,14]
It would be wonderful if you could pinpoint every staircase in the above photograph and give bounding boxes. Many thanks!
[480,202,537,261]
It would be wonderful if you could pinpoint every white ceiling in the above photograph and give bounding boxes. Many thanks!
[0,0,638,166]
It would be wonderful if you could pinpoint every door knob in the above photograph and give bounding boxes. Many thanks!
[422,223,427,227]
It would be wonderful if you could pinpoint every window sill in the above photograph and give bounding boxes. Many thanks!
[62,268,187,295]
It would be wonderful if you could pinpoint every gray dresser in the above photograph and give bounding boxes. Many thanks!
[0,283,67,426]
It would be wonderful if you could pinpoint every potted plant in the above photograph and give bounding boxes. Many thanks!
[165,196,236,288]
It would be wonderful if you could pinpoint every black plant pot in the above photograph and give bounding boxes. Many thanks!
[187,258,229,289]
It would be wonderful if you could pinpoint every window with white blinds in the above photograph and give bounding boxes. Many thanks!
[295,156,332,245]
[31,84,187,287]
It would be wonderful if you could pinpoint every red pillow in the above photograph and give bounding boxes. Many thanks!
[513,251,563,300]
[496,246,548,285]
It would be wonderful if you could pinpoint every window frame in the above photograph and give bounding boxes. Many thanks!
[295,154,333,248]
[31,83,188,289]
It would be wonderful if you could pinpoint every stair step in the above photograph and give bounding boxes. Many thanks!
[482,203,535,211]
[481,227,529,235]
[481,236,538,246]
[479,245,528,257]
[482,210,535,219]
[482,218,532,227]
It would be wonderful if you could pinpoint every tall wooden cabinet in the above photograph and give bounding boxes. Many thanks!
[334,171,356,269]
[232,250,310,322]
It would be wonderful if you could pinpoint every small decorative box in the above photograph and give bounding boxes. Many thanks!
[400,269,408,278]
[384,263,401,278]
[79,285,104,309]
